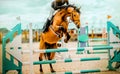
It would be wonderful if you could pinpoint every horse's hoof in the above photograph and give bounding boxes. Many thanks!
[64,39,68,43]
[57,43,61,47]
[40,69,43,72]
[51,70,55,73]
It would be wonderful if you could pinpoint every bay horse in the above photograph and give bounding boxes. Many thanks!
[39,5,81,72]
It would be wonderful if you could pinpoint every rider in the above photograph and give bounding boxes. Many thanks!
[43,0,69,33]
[49,0,69,20]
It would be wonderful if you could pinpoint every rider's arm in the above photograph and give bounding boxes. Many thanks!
[65,0,69,5]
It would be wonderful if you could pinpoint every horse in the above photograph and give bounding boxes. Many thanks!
[39,5,81,72]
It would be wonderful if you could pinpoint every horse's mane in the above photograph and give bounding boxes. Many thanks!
[42,5,81,33]
[66,5,81,14]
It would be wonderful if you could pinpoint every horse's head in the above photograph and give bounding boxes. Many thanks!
[67,5,81,29]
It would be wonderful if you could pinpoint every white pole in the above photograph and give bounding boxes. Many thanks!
[29,23,34,74]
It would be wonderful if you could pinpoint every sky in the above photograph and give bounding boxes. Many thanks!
[0,0,120,32]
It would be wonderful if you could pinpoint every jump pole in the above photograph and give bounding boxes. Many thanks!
[23,23,119,74]
[2,21,120,74]
[2,23,22,74]
[29,23,34,74]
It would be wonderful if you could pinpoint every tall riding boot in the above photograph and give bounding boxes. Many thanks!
[42,19,51,33]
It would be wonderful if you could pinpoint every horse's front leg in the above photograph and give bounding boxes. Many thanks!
[58,25,71,43]
[48,44,57,72]
[39,53,43,72]
[39,35,46,72]
[52,22,70,43]
[64,32,71,43]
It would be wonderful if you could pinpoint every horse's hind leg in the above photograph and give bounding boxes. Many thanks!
[39,53,44,72]
[49,52,56,72]
[47,53,55,72]
[48,44,57,72]
[39,36,46,72]
[49,63,55,72]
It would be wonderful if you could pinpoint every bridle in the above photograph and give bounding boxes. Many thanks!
[71,10,80,24]
[66,9,80,24]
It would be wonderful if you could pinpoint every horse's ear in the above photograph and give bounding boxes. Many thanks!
[76,6,81,13]
[77,6,81,10]
[67,7,74,13]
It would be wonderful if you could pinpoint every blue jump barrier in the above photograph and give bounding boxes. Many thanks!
[2,23,22,74]
[77,26,89,47]
[107,21,120,68]
[77,26,108,54]
[2,21,120,74]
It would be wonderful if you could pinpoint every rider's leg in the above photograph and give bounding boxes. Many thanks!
[42,8,55,32]
[48,8,55,20]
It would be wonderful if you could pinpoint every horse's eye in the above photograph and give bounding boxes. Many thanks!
[74,15,76,16]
